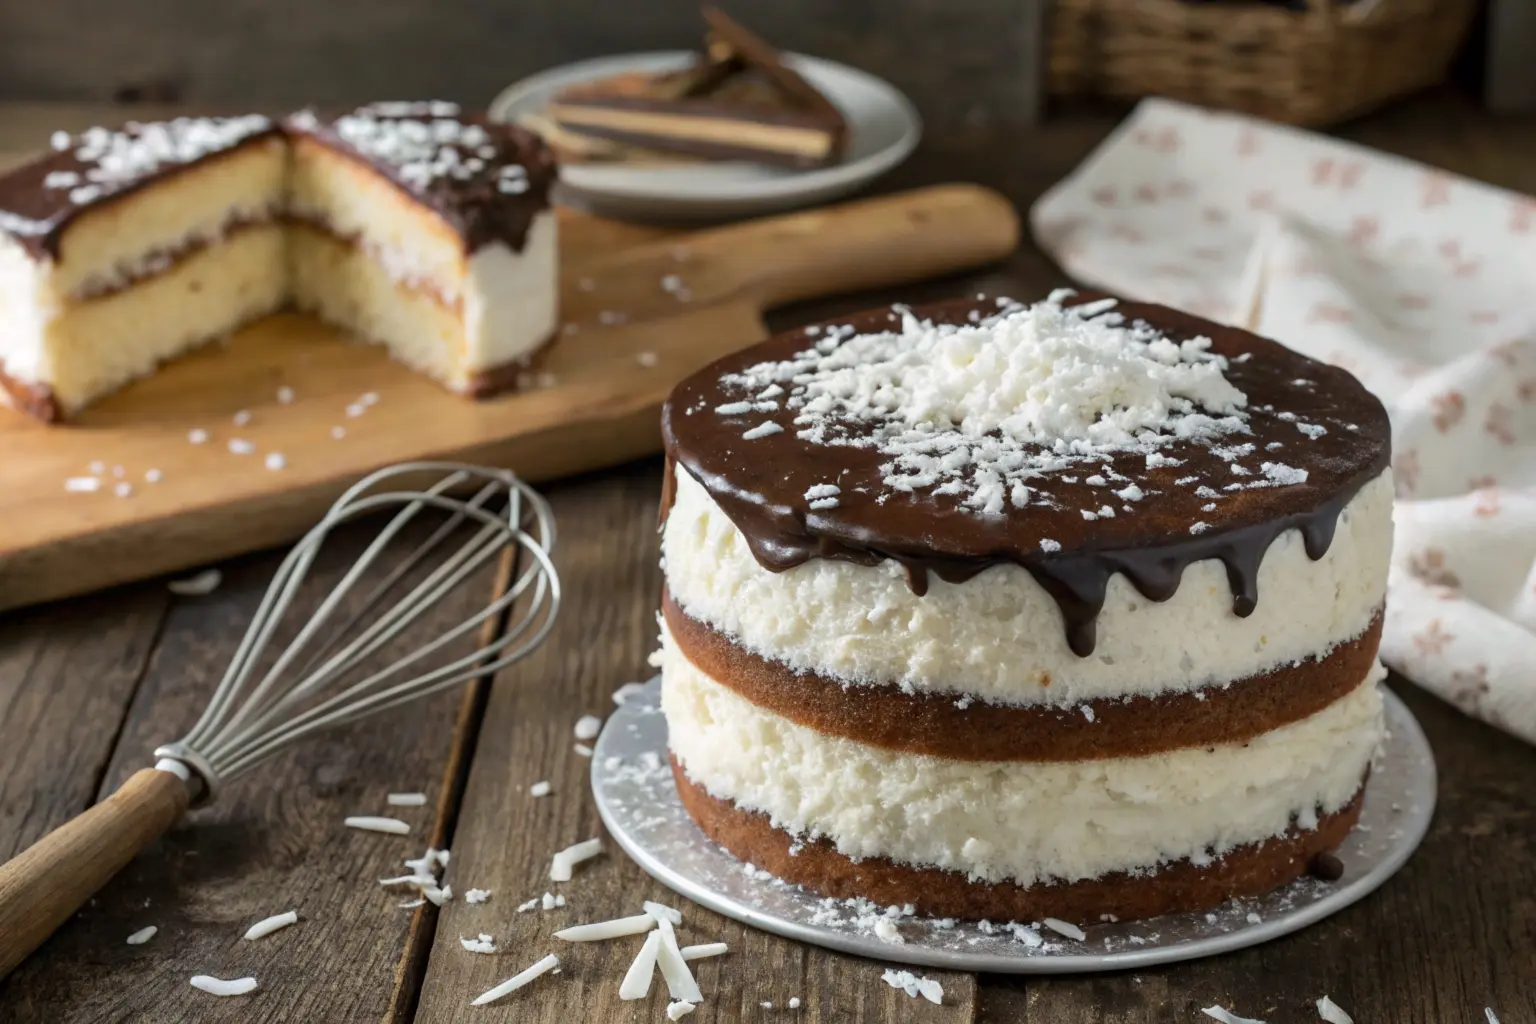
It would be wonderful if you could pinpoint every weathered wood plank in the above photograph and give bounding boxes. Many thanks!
[0,0,1043,133]
[411,463,976,1022]
[0,519,503,1022]
[976,679,1536,1024]
[0,586,170,858]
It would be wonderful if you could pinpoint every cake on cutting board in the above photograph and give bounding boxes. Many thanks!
[657,291,1392,923]
[0,102,557,422]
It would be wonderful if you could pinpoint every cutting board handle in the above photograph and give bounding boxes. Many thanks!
[696,183,1020,309]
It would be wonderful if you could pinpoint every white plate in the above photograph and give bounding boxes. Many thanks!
[592,679,1436,974]
[488,51,921,221]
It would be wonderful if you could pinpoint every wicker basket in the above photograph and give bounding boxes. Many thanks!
[1048,0,1478,126]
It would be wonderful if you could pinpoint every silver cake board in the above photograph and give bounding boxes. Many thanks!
[590,678,1435,974]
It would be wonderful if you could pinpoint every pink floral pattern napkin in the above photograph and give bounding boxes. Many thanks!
[1033,98,1536,744]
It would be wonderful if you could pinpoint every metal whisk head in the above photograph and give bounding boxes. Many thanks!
[154,462,560,806]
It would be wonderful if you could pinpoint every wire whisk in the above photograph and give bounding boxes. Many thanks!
[0,461,561,979]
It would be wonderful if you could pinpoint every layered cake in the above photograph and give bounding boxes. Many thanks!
[0,102,557,422]
[657,291,1392,923]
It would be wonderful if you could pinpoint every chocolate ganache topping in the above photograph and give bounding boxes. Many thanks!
[0,103,555,261]
[661,294,1391,657]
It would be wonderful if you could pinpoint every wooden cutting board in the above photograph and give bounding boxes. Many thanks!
[0,184,1018,610]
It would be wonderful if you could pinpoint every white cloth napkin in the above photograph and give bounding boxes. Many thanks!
[1032,98,1536,745]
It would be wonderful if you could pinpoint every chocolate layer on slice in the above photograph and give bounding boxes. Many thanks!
[547,7,846,168]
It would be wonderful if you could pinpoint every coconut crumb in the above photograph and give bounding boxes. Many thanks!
[126,926,157,945]
[574,715,603,741]
[460,933,497,954]
[881,969,943,1004]
[465,889,492,904]
[64,477,101,493]
[168,569,222,596]
[573,743,594,758]
[1042,917,1086,940]
[530,781,552,797]
[188,428,209,445]
[667,1001,696,1020]
[1202,1008,1265,1024]
[1316,996,1353,1024]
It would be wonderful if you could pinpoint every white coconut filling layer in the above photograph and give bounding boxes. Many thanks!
[662,465,1393,706]
[662,637,1385,887]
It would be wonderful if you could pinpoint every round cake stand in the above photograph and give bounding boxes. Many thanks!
[590,679,1436,974]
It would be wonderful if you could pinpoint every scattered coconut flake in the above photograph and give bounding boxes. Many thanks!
[804,483,841,500]
[470,953,560,1006]
[529,781,552,797]
[423,885,454,906]
[347,403,367,418]
[1202,1007,1265,1024]
[1486,1012,1499,1024]
[613,682,650,705]
[243,910,298,940]
[761,1001,773,1009]
[654,917,703,1003]
[541,892,563,910]
[637,351,659,367]
[331,426,347,439]
[264,452,286,471]
[808,496,839,510]
[232,410,252,426]
[188,428,209,444]
[126,926,157,945]
[379,874,437,889]
[679,942,728,961]
[1039,538,1062,552]
[1042,917,1085,940]
[789,997,801,1009]
[465,889,492,904]
[517,899,538,912]
[574,715,603,741]
[345,816,410,835]
[399,899,425,909]
[387,792,427,807]
[461,933,497,954]
[1190,521,1211,535]
[190,976,258,997]
[1316,996,1353,1024]
[228,439,255,455]
[168,569,222,596]
[620,931,662,1000]
[666,1000,696,1020]
[555,913,655,941]
[276,386,295,404]
[403,847,449,875]
[1245,912,1262,925]
[873,918,904,944]
[64,477,101,493]
[644,901,682,927]
[360,392,379,407]
[114,482,134,498]
[882,969,943,1004]
[145,468,163,483]
[742,421,783,440]
[1297,422,1327,439]
[573,743,594,758]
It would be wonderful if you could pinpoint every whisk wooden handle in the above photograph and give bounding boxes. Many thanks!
[0,767,189,980]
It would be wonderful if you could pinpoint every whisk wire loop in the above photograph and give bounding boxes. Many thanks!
[156,462,559,806]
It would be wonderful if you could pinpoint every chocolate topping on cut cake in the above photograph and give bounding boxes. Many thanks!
[286,103,556,253]
[662,292,1391,655]
[0,116,280,259]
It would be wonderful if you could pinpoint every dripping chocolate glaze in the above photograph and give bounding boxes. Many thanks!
[661,295,1392,657]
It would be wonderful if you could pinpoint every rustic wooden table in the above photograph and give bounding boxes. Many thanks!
[1,93,1532,1023]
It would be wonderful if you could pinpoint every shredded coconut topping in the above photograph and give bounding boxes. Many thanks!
[714,292,1249,514]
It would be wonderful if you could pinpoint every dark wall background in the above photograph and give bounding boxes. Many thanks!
[0,1,1044,132]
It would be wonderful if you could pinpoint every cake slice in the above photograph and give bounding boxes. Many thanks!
[0,103,558,422]
[285,103,559,396]
[545,7,847,168]
[0,117,287,420]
